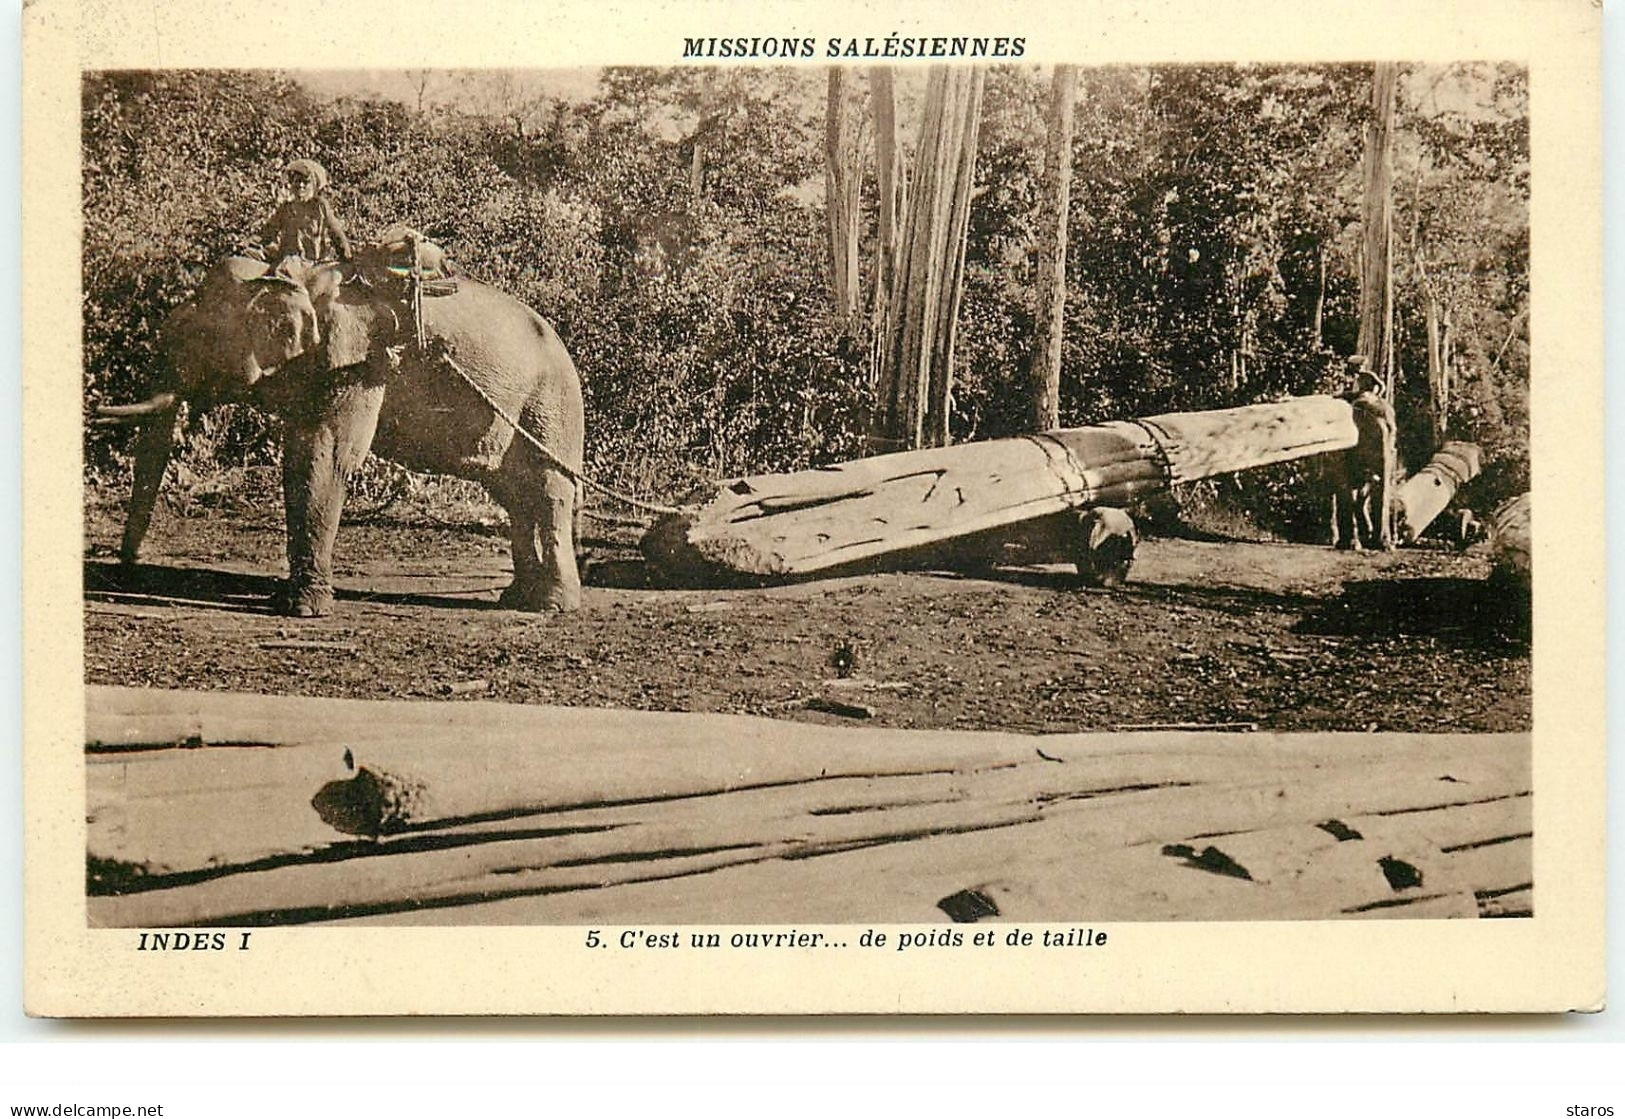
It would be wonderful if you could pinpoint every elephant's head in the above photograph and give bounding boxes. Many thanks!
[96,256,328,563]
[218,259,405,386]
[109,258,325,415]
[181,258,325,396]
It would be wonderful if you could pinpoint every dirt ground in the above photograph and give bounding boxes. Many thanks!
[82,486,1530,734]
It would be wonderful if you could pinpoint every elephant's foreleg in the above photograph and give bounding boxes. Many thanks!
[120,408,181,564]
[281,383,384,617]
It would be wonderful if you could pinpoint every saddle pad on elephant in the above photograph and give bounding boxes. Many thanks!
[362,224,455,281]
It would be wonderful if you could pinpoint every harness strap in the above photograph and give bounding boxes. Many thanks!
[406,232,428,352]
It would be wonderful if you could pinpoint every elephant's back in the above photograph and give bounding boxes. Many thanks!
[423,280,576,373]
[427,277,553,328]
[378,278,584,477]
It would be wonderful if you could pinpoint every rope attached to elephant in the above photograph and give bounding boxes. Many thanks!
[431,347,684,517]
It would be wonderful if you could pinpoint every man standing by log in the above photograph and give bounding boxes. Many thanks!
[1330,356,1398,551]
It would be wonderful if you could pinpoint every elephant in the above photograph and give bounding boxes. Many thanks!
[97,254,586,615]
[1325,387,1397,551]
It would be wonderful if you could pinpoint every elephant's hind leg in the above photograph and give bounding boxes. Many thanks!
[498,470,581,612]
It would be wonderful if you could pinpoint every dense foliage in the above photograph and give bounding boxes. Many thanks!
[82,63,1528,530]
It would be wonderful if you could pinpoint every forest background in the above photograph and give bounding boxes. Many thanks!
[80,63,1529,540]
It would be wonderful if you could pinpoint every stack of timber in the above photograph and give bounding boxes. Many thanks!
[1394,441,1483,544]
[87,686,1532,927]
[644,396,1358,581]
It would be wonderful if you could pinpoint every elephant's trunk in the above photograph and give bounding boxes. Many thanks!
[119,402,182,565]
[96,391,179,420]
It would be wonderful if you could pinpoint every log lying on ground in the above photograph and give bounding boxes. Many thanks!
[644,396,1358,581]
[1489,493,1531,587]
[86,687,1531,927]
[1393,441,1482,544]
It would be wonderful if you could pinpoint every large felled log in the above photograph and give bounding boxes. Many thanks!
[645,396,1358,580]
[323,751,1528,928]
[86,687,1531,928]
[1393,441,1482,544]
[1489,492,1531,587]
[85,687,1531,927]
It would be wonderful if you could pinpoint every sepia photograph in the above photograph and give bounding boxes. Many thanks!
[22,0,1603,1016]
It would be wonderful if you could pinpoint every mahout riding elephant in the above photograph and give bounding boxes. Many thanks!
[97,255,585,615]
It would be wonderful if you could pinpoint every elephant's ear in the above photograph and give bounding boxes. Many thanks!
[323,298,401,372]
[159,303,219,389]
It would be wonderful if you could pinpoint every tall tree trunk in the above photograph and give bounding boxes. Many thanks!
[688,73,721,198]
[1425,290,1446,444]
[824,68,863,327]
[873,66,985,451]
[866,67,905,452]
[1430,290,1456,441]
[1356,62,1398,400]
[1311,240,1326,351]
[1026,64,1077,433]
[1441,307,1452,422]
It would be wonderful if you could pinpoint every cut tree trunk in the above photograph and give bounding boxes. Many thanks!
[1027,64,1078,433]
[644,395,1358,580]
[1393,441,1482,544]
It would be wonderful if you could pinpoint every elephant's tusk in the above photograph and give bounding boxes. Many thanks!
[95,392,178,418]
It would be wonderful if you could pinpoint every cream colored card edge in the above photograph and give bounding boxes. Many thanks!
[21,0,1605,1017]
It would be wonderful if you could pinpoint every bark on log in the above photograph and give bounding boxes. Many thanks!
[645,396,1358,580]
[1393,441,1482,544]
